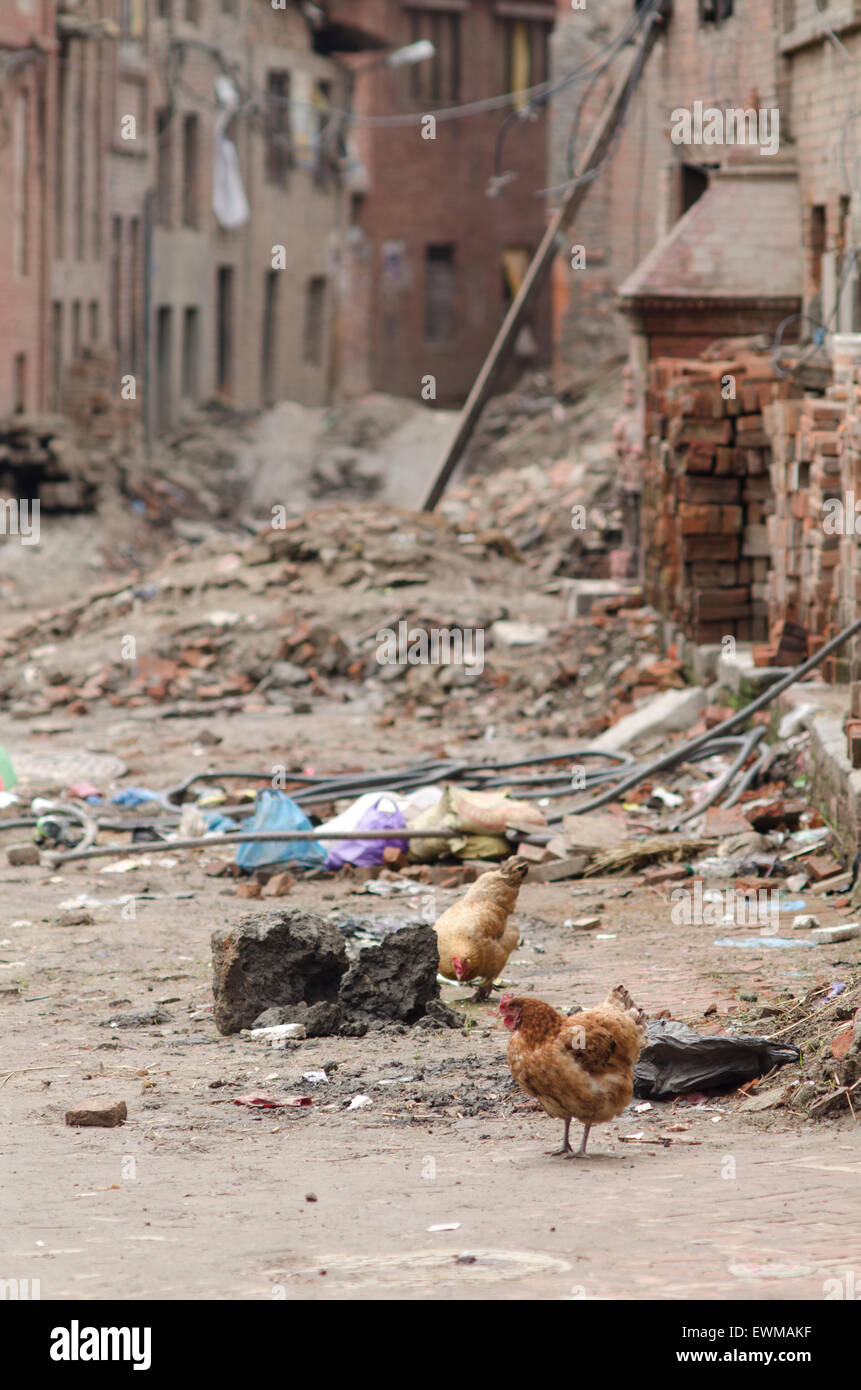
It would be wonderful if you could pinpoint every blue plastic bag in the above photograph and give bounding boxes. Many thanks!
[236,790,325,871]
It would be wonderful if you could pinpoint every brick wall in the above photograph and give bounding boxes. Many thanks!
[341,0,554,406]
[550,1,785,378]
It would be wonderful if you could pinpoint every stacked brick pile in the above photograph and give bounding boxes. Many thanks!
[763,395,847,672]
[0,348,135,516]
[643,351,798,643]
[0,415,97,513]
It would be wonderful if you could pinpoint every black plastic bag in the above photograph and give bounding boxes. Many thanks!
[634,1018,799,1099]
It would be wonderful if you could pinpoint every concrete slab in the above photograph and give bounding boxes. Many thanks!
[591,685,707,750]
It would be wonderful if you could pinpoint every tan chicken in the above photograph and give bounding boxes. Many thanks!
[434,856,528,1001]
[500,985,647,1157]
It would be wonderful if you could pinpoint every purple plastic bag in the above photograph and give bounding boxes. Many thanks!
[325,796,408,870]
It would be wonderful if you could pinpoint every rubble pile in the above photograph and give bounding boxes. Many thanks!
[736,974,861,1121]
[0,500,667,737]
[642,347,800,643]
[0,414,100,514]
[443,367,629,580]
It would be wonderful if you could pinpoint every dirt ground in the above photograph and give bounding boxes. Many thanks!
[2,697,860,1303]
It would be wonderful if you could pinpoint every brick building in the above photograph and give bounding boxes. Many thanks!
[1,0,354,435]
[550,1,861,388]
[0,0,55,417]
[334,0,556,405]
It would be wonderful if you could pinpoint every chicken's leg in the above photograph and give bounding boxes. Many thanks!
[564,1124,591,1159]
[547,1117,572,1156]
[469,978,495,1003]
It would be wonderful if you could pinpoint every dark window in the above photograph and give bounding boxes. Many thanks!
[55,51,66,257]
[111,217,123,353]
[129,216,141,374]
[699,0,734,24]
[216,266,234,393]
[425,245,455,342]
[74,42,86,259]
[155,107,172,227]
[265,71,292,184]
[156,306,173,432]
[14,87,29,277]
[504,18,550,102]
[13,354,27,413]
[182,307,199,399]
[501,247,530,307]
[303,277,326,365]
[184,0,200,21]
[681,164,709,214]
[409,10,461,103]
[72,300,82,358]
[51,301,63,411]
[89,300,99,343]
[262,271,279,405]
[182,113,199,227]
[810,204,826,291]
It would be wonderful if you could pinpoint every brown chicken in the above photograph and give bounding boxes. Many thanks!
[434,857,528,1001]
[500,985,647,1157]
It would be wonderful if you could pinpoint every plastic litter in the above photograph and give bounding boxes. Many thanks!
[823,981,847,1002]
[247,1023,307,1044]
[233,1093,312,1108]
[0,743,16,792]
[111,788,161,808]
[322,793,408,870]
[634,1019,800,1099]
[235,790,325,871]
[714,936,817,948]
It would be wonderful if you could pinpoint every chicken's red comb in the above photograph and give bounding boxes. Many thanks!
[499,993,513,1009]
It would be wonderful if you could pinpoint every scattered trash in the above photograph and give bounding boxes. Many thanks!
[634,1019,800,1099]
[0,743,17,791]
[823,981,847,1002]
[427,1223,461,1232]
[248,1023,308,1044]
[714,936,817,949]
[347,1095,372,1110]
[322,793,408,870]
[110,788,161,808]
[235,790,326,871]
[233,1093,312,1108]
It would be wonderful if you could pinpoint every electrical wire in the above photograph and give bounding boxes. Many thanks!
[536,2,661,200]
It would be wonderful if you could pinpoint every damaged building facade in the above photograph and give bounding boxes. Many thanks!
[549,1,861,699]
[2,0,558,437]
[0,0,352,437]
